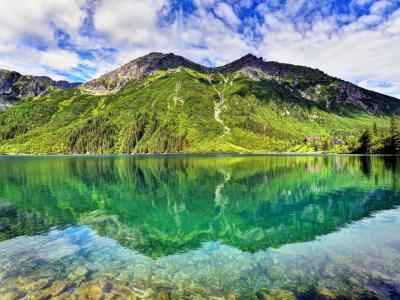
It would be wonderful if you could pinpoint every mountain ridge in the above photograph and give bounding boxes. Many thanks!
[81,52,334,93]
[80,52,398,115]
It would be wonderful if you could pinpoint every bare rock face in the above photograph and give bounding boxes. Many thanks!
[338,81,365,100]
[80,52,208,95]
[1,70,46,97]
[0,69,79,110]
[0,70,49,110]
[335,81,381,113]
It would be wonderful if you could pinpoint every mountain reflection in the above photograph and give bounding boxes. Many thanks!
[0,155,399,257]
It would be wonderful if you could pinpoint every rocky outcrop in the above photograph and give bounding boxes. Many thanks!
[0,69,79,110]
[336,81,380,113]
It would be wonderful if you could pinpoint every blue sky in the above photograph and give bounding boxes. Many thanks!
[0,0,399,97]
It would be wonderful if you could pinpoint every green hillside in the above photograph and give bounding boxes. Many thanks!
[0,53,399,154]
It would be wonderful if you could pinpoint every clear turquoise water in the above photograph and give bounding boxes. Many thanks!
[0,155,399,299]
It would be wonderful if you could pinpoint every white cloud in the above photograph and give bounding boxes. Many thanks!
[352,0,374,6]
[284,0,307,16]
[0,0,88,80]
[214,2,240,27]
[370,0,393,15]
[0,0,86,42]
[193,0,219,10]
[40,49,80,71]
[358,80,400,99]
[0,44,67,81]
[93,0,167,44]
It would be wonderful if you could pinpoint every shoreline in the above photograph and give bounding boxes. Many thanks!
[0,152,399,157]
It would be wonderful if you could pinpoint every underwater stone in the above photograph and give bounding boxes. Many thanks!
[111,284,135,298]
[48,280,68,296]
[192,294,206,300]
[155,289,170,300]
[257,289,295,300]
[1,290,27,300]
[24,277,50,291]
[151,278,173,288]
[76,281,103,299]
[102,293,116,300]
[317,287,337,299]
[75,266,89,277]
[225,292,236,300]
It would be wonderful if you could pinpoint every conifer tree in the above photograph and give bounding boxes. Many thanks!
[372,122,378,135]
[390,114,400,153]
[357,130,372,154]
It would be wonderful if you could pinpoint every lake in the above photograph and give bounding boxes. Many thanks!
[0,155,399,299]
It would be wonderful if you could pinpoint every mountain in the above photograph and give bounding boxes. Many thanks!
[0,52,399,154]
[82,53,398,114]
[0,69,80,110]
[81,52,207,95]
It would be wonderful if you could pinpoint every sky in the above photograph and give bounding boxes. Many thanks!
[0,0,399,98]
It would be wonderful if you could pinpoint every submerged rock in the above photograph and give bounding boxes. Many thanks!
[155,289,170,300]
[48,280,69,296]
[257,288,295,300]
[24,278,50,291]
[74,281,103,299]
[68,266,89,281]
[316,287,337,299]
[1,290,27,300]
[225,292,237,300]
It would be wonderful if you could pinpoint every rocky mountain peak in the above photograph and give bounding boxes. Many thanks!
[217,54,330,83]
[80,52,206,95]
[238,53,264,63]
[0,69,79,110]
[218,54,265,73]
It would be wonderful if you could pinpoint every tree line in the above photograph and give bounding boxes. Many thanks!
[355,114,400,154]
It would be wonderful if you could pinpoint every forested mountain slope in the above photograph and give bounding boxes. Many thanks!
[0,52,399,154]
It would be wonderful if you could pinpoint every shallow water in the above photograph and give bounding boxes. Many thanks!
[0,155,399,299]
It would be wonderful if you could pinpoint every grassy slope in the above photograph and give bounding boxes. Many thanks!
[0,67,392,154]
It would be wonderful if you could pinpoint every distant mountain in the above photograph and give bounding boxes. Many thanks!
[0,52,399,154]
[0,69,80,110]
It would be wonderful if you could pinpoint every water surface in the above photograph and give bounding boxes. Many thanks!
[0,155,399,299]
